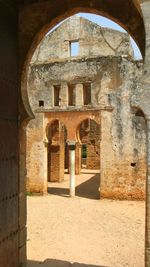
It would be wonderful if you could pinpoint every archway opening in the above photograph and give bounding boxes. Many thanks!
[79,118,100,171]
[75,118,101,199]
[25,11,146,267]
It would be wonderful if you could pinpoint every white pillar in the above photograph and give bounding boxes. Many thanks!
[68,141,76,197]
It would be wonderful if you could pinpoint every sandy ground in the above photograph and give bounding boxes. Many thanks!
[27,170,145,267]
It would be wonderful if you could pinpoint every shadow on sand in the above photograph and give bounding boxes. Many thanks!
[27,259,108,267]
[48,173,100,200]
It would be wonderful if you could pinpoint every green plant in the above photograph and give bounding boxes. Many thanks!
[82,144,87,158]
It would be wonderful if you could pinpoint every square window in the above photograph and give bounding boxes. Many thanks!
[39,100,44,107]
[70,41,79,57]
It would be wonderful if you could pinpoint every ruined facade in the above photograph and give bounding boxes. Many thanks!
[26,16,146,200]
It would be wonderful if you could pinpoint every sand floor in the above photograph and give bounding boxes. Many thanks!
[27,171,145,267]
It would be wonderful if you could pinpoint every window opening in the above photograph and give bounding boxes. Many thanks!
[54,85,61,106]
[68,84,76,106]
[83,83,91,105]
[70,41,79,57]
[39,100,44,107]
[131,162,137,167]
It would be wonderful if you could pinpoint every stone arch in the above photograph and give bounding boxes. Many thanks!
[46,119,68,143]
[77,118,101,170]
[19,2,147,266]
[46,119,67,183]
[76,117,100,144]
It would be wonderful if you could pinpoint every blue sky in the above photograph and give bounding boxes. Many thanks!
[48,13,142,59]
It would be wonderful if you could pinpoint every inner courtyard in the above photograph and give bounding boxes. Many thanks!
[27,178,145,267]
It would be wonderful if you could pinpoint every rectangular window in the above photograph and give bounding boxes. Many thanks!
[68,84,76,106]
[70,41,79,57]
[54,85,60,106]
[83,83,91,105]
[39,100,44,107]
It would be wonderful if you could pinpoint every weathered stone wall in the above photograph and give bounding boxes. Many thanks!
[48,144,64,182]
[47,121,65,182]
[26,114,46,193]
[86,121,100,170]
[80,120,100,170]
[27,56,130,110]
[31,16,133,64]
[0,3,20,267]
[26,16,146,200]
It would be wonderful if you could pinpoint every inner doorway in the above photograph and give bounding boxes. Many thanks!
[75,118,100,199]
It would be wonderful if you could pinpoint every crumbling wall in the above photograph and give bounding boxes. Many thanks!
[26,114,46,194]
[31,16,133,64]
[80,120,100,170]
[27,56,146,199]
[26,16,146,199]
[100,60,146,199]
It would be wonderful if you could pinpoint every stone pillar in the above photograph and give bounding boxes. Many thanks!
[48,122,65,183]
[145,119,150,266]
[65,143,69,171]
[86,143,100,170]
[141,2,150,80]
[48,144,64,182]
[60,82,68,107]
[50,84,54,107]
[91,82,96,105]
[26,114,46,194]
[43,138,48,194]
[75,83,83,107]
[75,143,81,174]
[138,3,150,266]
[68,141,76,197]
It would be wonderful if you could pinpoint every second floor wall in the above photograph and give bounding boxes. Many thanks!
[28,56,142,112]
[31,15,134,64]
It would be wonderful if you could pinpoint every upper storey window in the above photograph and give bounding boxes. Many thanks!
[83,83,91,105]
[39,100,44,107]
[68,84,76,106]
[54,85,61,106]
[70,41,79,57]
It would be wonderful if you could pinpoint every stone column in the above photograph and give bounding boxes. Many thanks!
[65,143,69,172]
[43,138,48,193]
[68,141,76,197]
[50,84,54,107]
[138,3,150,266]
[60,82,68,107]
[91,82,96,105]
[145,119,150,266]
[75,143,81,175]
[75,83,83,107]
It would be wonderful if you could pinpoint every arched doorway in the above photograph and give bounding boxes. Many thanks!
[18,3,146,267]
[24,11,145,266]
[79,119,100,171]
